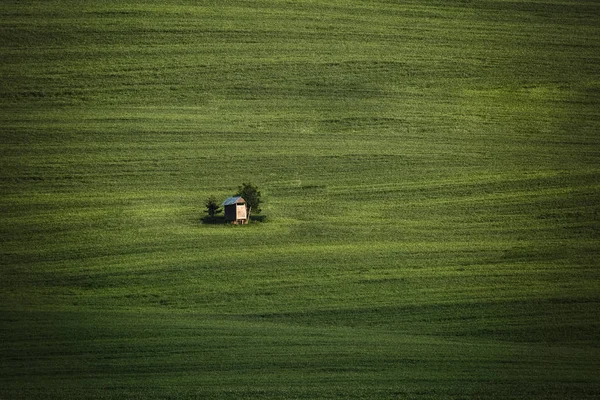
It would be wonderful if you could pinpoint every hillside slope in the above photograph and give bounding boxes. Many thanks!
[1,0,599,398]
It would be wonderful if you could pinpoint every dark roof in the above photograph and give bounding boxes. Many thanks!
[223,196,245,206]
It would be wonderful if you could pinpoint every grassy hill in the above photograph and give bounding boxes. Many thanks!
[1,0,599,398]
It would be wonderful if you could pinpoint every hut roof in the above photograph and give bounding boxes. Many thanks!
[223,196,245,206]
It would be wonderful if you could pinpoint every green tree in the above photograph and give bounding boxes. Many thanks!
[204,196,222,218]
[236,182,261,221]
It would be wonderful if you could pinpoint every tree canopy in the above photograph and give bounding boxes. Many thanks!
[236,182,261,219]
[204,196,222,218]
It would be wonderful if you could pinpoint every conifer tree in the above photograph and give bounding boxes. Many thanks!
[204,196,222,218]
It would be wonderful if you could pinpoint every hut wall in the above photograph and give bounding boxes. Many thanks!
[224,205,237,221]
[236,204,247,220]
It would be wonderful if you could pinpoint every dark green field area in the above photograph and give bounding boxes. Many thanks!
[1,0,600,398]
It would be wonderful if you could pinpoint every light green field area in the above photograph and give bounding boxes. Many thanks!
[1,0,599,398]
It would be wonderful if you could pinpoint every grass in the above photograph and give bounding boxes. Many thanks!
[1,0,600,398]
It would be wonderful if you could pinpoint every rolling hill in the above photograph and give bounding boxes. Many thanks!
[1,0,599,398]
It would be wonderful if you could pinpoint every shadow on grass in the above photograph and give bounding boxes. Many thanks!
[250,215,267,223]
[200,215,267,225]
[201,215,226,224]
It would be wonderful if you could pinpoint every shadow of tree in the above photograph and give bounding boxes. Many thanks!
[200,215,267,225]
[201,215,226,224]
[250,215,267,223]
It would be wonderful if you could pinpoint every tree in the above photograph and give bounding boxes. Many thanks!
[236,182,261,222]
[204,196,222,218]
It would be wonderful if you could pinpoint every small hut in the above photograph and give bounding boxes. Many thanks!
[222,196,247,224]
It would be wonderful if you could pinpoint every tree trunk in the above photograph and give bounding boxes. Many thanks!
[246,205,252,224]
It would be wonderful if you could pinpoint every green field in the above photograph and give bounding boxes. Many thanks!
[1,0,599,398]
